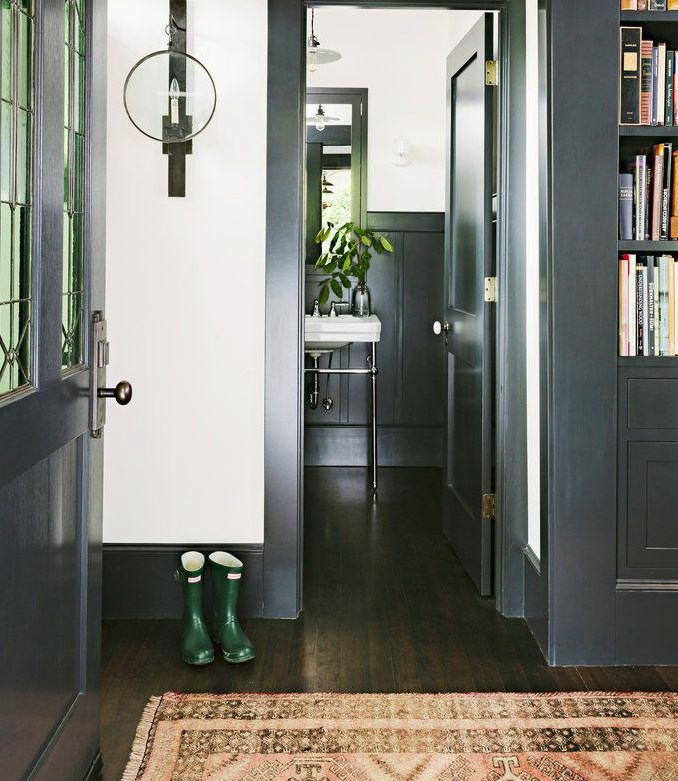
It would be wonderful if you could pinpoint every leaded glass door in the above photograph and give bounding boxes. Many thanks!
[0,1,108,779]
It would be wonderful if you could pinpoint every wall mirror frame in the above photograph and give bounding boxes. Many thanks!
[305,87,368,269]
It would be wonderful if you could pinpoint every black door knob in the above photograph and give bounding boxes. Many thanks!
[98,380,133,405]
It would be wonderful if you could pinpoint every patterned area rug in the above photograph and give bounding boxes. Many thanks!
[121,692,678,781]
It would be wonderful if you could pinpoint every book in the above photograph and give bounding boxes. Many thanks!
[619,173,634,240]
[645,161,652,239]
[667,51,674,126]
[658,43,667,125]
[637,262,646,355]
[627,156,647,240]
[669,0,678,9]
[620,257,630,356]
[620,28,642,125]
[658,255,671,354]
[641,41,654,125]
[638,0,648,8]
[621,0,637,7]
[662,143,673,238]
[629,254,637,356]
[675,258,678,352]
[647,258,656,356]
[651,145,665,240]
[651,0,668,8]
[671,151,678,238]
[670,258,676,355]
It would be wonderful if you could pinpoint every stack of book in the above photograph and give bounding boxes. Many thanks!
[620,27,678,125]
[619,144,678,239]
[621,1,678,9]
[619,254,678,355]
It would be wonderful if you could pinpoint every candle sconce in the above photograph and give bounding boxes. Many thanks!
[123,0,217,197]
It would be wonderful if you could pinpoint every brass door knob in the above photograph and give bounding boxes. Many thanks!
[98,380,133,405]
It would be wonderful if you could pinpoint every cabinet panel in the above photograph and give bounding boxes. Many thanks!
[627,379,678,429]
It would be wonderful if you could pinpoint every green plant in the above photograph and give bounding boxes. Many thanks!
[314,221,394,306]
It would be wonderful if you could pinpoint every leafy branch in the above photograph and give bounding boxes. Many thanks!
[314,221,394,306]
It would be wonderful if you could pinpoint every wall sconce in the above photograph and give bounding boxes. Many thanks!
[123,0,217,197]
[392,139,410,167]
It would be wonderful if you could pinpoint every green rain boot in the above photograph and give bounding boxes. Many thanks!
[208,552,255,664]
[176,551,215,666]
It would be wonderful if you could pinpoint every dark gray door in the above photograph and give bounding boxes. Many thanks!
[441,14,495,596]
[0,0,109,779]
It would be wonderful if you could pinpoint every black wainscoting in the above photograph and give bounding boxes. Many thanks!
[304,212,445,467]
[102,544,264,619]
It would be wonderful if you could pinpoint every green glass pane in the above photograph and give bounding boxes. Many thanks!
[64,0,70,45]
[71,212,82,282]
[0,101,10,201]
[74,2,84,53]
[0,202,10,305]
[16,108,30,204]
[1,2,11,102]
[73,52,83,133]
[17,10,30,109]
[62,212,70,291]
[14,204,29,298]
[73,133,83,211]
[64,42,70,128]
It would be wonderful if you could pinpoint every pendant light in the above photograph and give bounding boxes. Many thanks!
[307,104,339,132]
[322,174,333,193]
[307,9,341,72]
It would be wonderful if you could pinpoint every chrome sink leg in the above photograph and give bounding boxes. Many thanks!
[368,342,378,492]
[307,355,320,410]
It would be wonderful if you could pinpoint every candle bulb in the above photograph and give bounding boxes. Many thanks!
[169,78,180,125]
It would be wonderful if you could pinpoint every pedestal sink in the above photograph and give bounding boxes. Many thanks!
[304,314,381,358]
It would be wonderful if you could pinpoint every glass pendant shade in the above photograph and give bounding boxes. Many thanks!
[124,49,216,143]
[306,45,342,68]
[307,104,339,132]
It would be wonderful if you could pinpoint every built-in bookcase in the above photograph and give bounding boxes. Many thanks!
[616,9,678,664]
[619,12,678,361]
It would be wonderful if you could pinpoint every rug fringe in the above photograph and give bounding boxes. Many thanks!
[119,695,163,781]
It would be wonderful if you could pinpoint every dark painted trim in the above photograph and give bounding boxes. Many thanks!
[81,752,102,781]
[306,126,352,145]
[366,212,445,233]
[616,591,678,664]
[102,544,264,619]
[265,0,522,626]
[305,426,443,467]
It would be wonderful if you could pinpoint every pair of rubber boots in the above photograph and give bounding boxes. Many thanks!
[176,551,254,665]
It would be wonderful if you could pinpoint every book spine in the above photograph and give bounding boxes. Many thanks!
[652,45,659,125]
[675,258,678,353]
[656,0,668,8]
[659,256,670,355]
[629,254,637,356]
[644,158,651,239]
[619,174,634,240]
[662,143,673,238]
[620,257,629,356]
[639,0,648,8]
[620,28,643,125]
[669,0,678,9]
[670,258,676,355]
[647,258,656,356]
[641,41,654,125]
[658,43,667,125]
[637,263,645,355]
[667,51,674,127]
[652,145,665,240]
[656,262,661,354]
[620,0,637,7]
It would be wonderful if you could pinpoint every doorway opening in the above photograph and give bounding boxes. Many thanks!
[300,6,503,615]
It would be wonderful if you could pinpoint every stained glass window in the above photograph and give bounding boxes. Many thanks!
[0,0,34,397]
[62,0,85,370]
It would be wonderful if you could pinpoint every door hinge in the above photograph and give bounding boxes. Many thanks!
[484,276,498,303]
[485,60,499,87]
[482,493,496,520]
[360,100,363,116]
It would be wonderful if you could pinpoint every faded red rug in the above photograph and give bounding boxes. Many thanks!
[121,692,678,781]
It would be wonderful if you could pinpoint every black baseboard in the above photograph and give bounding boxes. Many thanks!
[82,751,102,781]
[102,544,264,619]
[304,426,442,467]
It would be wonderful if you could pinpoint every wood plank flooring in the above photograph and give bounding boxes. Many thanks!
[100,467,678,780]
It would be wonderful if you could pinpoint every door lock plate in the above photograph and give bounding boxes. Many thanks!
[482,492,496,520]
[484,276,498,303]
[90,311,109,437]
[485,60,499,86]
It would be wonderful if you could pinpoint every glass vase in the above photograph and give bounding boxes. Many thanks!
[351,282,371,317]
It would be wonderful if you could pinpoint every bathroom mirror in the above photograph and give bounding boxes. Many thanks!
[305,88,367,266]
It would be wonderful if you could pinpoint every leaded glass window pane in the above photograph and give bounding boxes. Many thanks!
[0,0,34,398]
[62,0,85,370]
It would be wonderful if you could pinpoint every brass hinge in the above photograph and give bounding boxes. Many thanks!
[484,276,498,303]
[485,60,499,86]
[360,101,363,116]
[482,493,496,520]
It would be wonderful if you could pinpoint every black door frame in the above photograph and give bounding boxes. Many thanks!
[264,0,530,620]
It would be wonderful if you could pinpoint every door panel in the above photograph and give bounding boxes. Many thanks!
[0,0,107,779]
[442,14,495,595]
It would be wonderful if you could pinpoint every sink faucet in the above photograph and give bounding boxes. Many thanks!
[330,301,350,317]
[312,299,321,317]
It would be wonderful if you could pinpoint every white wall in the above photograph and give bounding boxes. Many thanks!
[307,8,483,212]
[104,0,266,544]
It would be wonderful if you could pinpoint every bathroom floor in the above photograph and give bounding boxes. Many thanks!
[99,467,678,780]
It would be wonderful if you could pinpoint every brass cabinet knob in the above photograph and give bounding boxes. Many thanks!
[98,380,133,405]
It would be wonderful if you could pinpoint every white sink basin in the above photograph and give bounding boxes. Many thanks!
[305,314,381,357]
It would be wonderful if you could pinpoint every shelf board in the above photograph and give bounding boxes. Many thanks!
[619,240,678,251]
[618,356,678,367]
[620,125,678,136]
[620,11,678,22]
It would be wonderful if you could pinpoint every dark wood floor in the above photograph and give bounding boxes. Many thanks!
[100,467,678,780]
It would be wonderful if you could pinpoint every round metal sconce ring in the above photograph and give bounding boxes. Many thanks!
[123,48,217,144]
